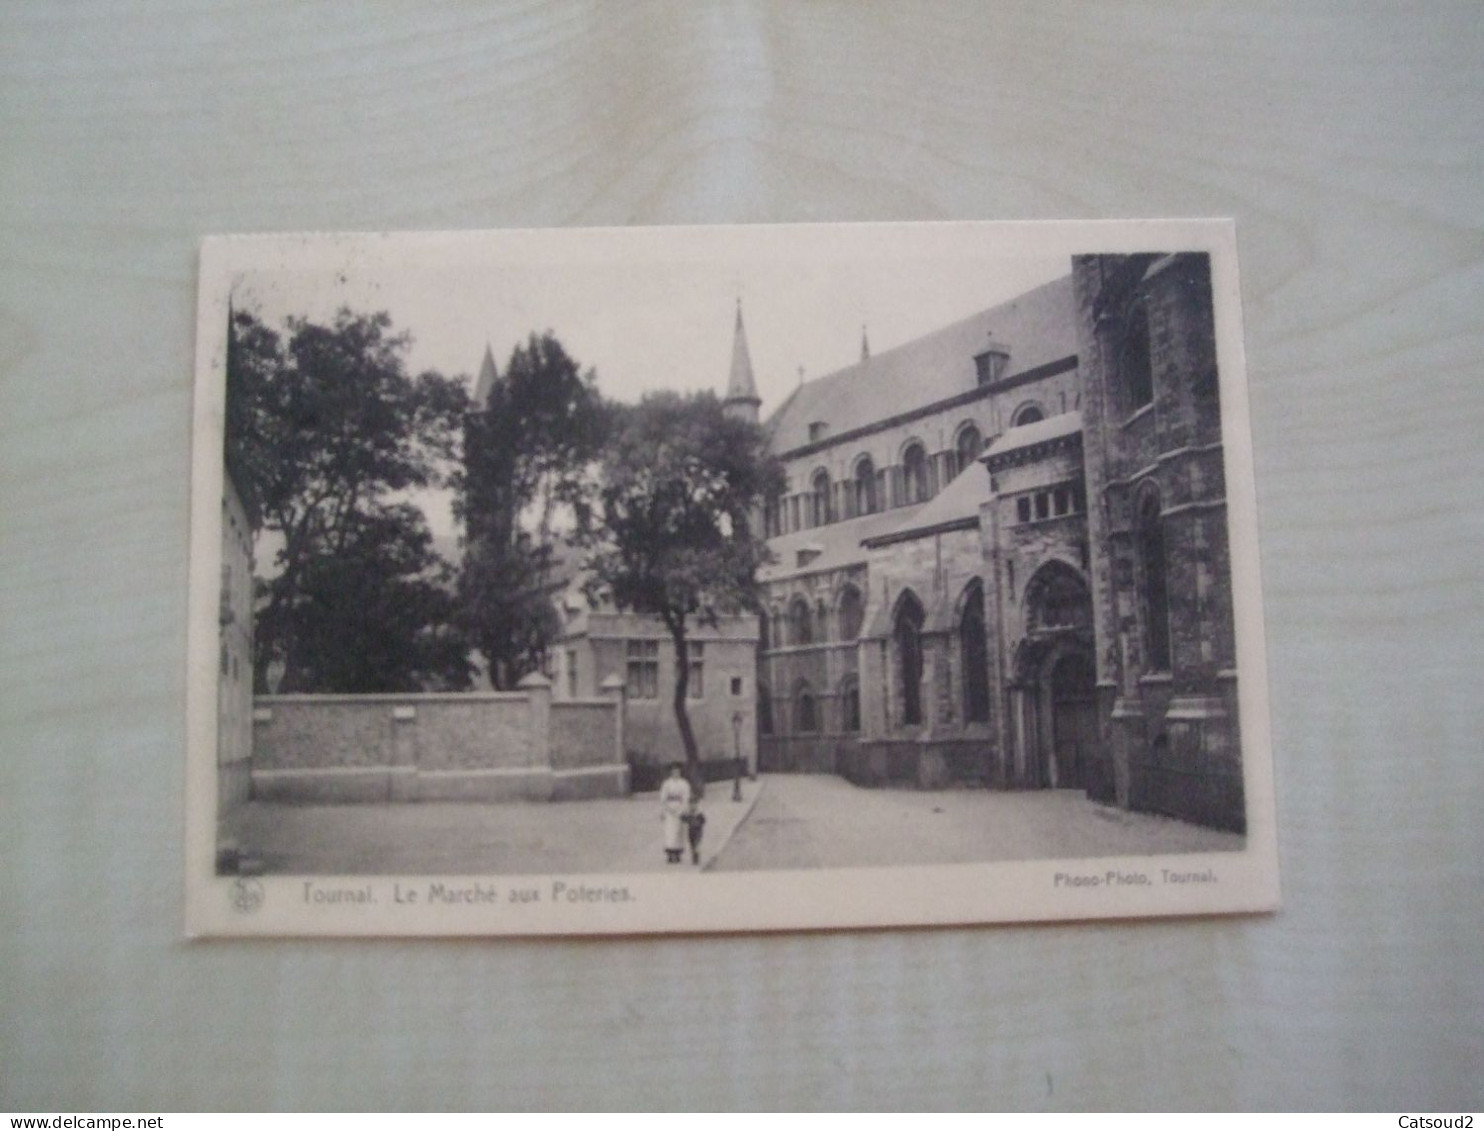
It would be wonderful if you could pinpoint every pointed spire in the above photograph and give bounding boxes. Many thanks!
[860,324,870,362]
[723,299,761,423]
[473,342,498,409]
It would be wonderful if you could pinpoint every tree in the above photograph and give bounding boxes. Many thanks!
[457,333,607,689]
[226,306,470,692]
[583,391,784,778]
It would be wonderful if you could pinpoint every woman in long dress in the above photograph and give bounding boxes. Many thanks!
[659,763,692,864]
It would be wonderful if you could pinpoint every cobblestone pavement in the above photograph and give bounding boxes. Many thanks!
[223,777,762,875]
[710,774,1243,871]
[223,773,1241,876]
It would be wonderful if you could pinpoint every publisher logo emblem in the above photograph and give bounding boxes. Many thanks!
[230,877,265,913]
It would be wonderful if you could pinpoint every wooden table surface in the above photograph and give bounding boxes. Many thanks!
[3,2,1481,1111]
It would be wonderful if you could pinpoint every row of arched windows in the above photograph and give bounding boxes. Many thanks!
[757,675,861,735]
[760,584,866,649]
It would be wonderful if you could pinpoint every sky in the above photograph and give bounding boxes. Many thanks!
[226,224,1073,540]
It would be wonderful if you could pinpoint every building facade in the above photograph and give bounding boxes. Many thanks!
[749,255,1244,831]
[218,469,255,812]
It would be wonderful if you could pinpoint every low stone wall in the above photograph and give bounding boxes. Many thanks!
[550,700,630,800]
[250,678,627,804]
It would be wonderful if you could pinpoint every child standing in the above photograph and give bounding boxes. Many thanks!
[682,796,707,866]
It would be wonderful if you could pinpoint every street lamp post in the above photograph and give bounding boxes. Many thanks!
[731,710,744,802]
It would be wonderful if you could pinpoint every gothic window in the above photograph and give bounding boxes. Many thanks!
[903,441,929,504]
[894,591,925,726]
[1012,402,1045,427]
[1137,488,1172,671]
[837,584,865,642]
[854,455,877,516]
[839,674,861,732]
[1122,303,1154,412]
[816,600,830,643]
[794,681,818,733]
[789,595,813,646]
[757,608,770,651]
[811,468,832,527]
[954,423,982,478]
[1024,561,1093,633]
[959,579,990,723]
[758,681,773,734]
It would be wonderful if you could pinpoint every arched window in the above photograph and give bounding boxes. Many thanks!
[758,681,773,735]
[1121,303,1154,411]
[811,468,832,527]
[839,675,861,732]
[837,585,864,642]
[894,591,925,726]
[789,595,813,646]
[954,423,982,477]
[1012,402,1045,427]
[853,455,877,516]
[959,579,990,723]
[902,441,929,504]
[1024,561,1093,633]
[1137,488,1171,671]
[794,681,818,733]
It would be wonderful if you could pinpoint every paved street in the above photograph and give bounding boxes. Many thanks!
[223,773,1242,876]
[709,774,1242,871]
[224,777,764,875]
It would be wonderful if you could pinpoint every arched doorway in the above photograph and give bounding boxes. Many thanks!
[1011,562,1098,790]
[1048,651,1097,791]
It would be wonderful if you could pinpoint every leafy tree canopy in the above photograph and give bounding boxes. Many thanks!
[226,307,470,693]
[457,333,607,689]
[583,390,784,769]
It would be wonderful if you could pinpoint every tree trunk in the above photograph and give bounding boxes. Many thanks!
[666,614,701,790]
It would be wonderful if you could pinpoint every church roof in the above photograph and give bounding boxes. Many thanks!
[725,303,760,406]
[760,504,928,582]
[473,343,498,408]
[861,463,989,549]
[764,274,1075,454]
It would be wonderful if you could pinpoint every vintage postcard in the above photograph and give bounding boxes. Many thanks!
[185,220,1279,937]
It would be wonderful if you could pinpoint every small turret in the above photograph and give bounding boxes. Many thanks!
[473,343,498,409]
[723,300,761,424]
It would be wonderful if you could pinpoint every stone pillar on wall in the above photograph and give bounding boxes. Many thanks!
[517,672,552,771]
[600,673,626,772]
[389,704,419,801]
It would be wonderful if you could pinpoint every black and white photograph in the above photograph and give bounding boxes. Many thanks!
[186,220,1278,936]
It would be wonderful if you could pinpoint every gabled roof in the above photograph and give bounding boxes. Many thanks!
[764,274,1075,454]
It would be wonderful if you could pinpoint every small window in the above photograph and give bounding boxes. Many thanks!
[625,640,659,699]
[975,349,1009,387]
[809,421,828,442]
[1012,403,1045,427]
[1054,487,1070,516]
[1035,493,1050,521]
[730,676,743,697]
[1016,497,1032,524]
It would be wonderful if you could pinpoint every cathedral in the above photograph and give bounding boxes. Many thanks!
[732,253,1244,833]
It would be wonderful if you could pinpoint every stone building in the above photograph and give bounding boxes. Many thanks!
[749,254,1244,831]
